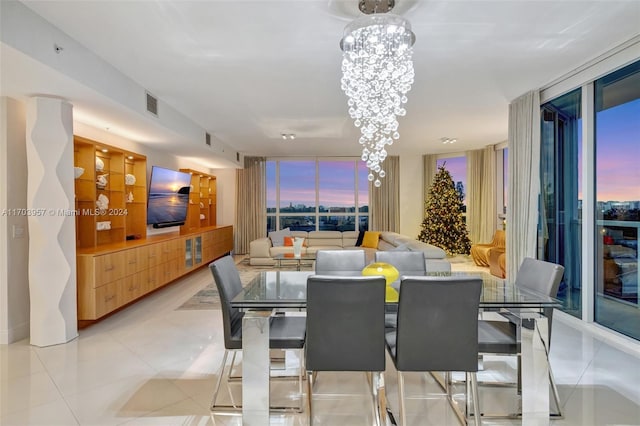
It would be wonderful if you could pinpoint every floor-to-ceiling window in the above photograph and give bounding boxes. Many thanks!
[541,88,582,318]
[594,61,640,340]
[266,158,369,233]
[437,156,467,214]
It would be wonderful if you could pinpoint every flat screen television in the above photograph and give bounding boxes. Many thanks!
[146,166,192,228]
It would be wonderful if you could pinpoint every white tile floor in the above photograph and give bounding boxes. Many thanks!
[1,261,639,426]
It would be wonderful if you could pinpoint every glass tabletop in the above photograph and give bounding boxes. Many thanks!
[231,271,562,310]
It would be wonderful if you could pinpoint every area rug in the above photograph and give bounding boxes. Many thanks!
[176,258,306,310]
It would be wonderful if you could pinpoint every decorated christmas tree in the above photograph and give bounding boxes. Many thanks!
[418,164,471,255]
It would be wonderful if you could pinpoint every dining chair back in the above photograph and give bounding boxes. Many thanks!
[375,251,426,275]
[386,275,483,425]
[314,249,366,274]
[305,274,387,425]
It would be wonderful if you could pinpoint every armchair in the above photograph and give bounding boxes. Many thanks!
[471,230,505,267]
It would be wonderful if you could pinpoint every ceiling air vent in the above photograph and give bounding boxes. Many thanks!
[146,92,158,116]
[205,132,211,146]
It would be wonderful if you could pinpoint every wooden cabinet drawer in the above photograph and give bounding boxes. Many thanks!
[94,252,126,287]
[94,281,121,318]
[119,274,146,305]
[125,246,148,275]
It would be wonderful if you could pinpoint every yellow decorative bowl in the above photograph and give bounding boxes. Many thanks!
[362,262,400,302]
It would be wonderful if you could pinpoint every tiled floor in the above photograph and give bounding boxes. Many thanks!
[1,258,639,425]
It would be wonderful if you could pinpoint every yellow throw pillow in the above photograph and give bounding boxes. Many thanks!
[361,231,381,249]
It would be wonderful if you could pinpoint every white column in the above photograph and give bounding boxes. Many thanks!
[26,97,78,346]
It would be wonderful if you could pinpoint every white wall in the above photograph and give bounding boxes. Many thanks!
[211,168,236,230]
[0,97,30,343]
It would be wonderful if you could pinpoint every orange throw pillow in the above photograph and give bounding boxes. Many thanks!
[361,231,381,249]
[284,236,307,247]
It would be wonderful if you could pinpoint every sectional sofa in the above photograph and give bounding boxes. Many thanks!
[249,230,449,270]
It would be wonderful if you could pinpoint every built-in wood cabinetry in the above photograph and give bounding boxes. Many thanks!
[180,169,217,233]
[74,136,147,248]
[76,226,233,321]
[73,137,233,324]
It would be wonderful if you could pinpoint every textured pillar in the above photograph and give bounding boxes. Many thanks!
[26,97,78,346]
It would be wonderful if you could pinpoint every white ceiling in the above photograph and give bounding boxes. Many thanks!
[4,0,640,163]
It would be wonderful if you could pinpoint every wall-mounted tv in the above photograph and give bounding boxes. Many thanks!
[147,166,192,228]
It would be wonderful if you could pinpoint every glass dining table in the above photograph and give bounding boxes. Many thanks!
[230,271,561,425]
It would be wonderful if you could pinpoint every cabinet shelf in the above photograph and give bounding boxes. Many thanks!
[179,169,217,234]
[74,136,147,249]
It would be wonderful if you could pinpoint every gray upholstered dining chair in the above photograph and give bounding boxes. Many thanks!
[477,257,565,418]
[375,251,427,329]
[209,255,306,412]
[386,275,483,426]
[314,249,367,274]
[305,275,387,426]
[375,251,426,275]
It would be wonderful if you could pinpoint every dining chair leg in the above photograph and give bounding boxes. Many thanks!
[211,350,229,410]
[227,351,238,380]
[371,372,387,426]
[397,371,406,426]
[465,372,472,418]
[297,349,304,412]
[306,371,314,425]
[549,366,563,417]
[470,372,482,426]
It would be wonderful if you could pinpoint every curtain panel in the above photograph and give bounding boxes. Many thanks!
[466,146,497,244]
[422,154,437,209]
[507,91,541,281]
[234,156,266,254]
[369,156,400,232]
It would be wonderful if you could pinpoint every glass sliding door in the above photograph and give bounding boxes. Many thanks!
[540,88,582,317]
[594,61,640,340]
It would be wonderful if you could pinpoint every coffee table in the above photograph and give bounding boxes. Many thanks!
[273,253,316,270]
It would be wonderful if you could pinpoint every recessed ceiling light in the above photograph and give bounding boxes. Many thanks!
[127,155,134,160]
[101,148,109,153]
[441,137,457,144]
[281,133,296,140]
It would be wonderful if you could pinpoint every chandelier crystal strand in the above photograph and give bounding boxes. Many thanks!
[340,14,415,187]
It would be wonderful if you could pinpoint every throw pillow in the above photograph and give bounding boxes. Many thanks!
[284,236,307,247]
[355,230,366,247]
[269,228,291,247]
[361,231,381,249]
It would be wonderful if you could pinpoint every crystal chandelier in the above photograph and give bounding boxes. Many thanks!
[340,3,415,187]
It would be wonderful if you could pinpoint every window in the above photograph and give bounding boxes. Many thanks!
[594,60,640,340]
[266,159,369,233]
[437,156,467,213]
[541,88,583,318]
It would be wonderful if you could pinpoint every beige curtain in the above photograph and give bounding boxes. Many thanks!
[369,156,400,232]
[423,154,437,208]
[466,146,497,244]
[506,91,541,281]
[234,156,266,254]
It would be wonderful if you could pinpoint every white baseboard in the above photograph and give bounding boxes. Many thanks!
[0,320,29,344]
[554,310,640,356]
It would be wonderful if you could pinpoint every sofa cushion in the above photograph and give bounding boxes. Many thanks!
[355,230,366,246]
[405,240,446,258]
[343,231,360,248]
[361,231,381,248]
[307,231,343,247]
[269,228,291,247]
[380,232,405,246]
